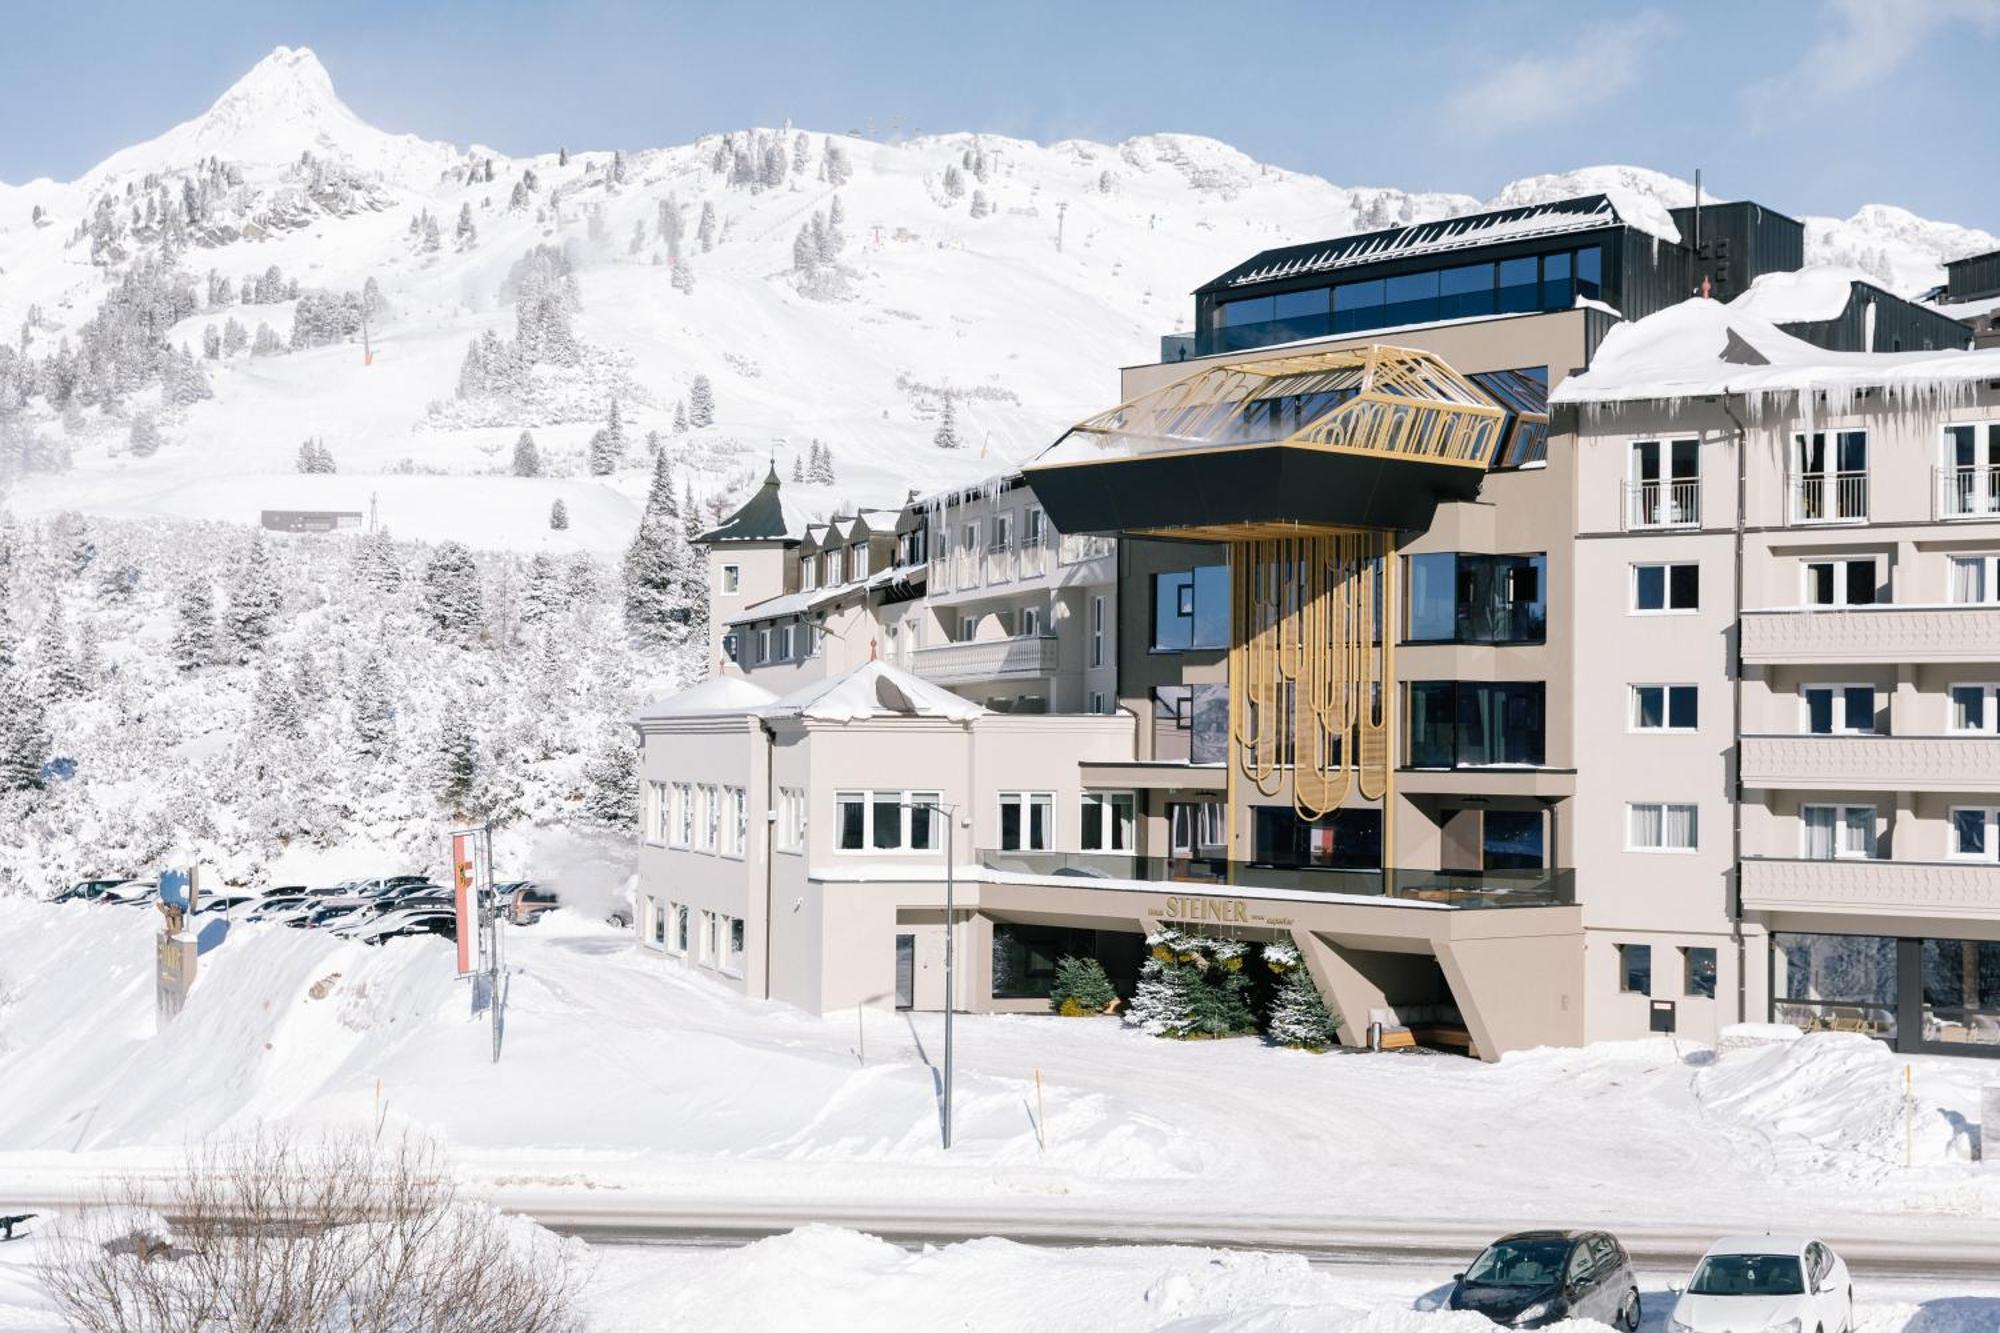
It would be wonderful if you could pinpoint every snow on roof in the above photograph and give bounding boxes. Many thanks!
[1552,296,2000,424]
[1727,265,1869,325]
[1201,195,1626,293]
[633,674,779,722]
[772,660,984,723]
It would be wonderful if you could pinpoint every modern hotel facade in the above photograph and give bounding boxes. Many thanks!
[633,193,2000,1060]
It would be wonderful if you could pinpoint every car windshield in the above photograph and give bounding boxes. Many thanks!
[1689,1255,1804,1296]
[1464,1239,1570,1288]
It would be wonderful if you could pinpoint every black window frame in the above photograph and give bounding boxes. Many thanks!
[1404,552,1548,645]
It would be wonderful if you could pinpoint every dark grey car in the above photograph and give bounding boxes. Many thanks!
[1447,1230,1640,1330]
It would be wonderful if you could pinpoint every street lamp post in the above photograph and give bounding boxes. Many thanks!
[914,799,963,1149]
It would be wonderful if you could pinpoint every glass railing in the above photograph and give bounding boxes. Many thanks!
[977,851,1574,908]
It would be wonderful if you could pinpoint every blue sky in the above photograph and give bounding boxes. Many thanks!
[6,0,1999,226]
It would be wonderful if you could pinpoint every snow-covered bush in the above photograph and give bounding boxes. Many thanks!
[1049,956,1117,1016]
[1127,928,1257,1040]
[1264,942,1341,1051]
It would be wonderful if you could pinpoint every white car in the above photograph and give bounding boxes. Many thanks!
[1670,1236,1852,1333]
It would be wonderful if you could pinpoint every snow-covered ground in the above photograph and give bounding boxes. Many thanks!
[1,1221,1997,1332]
[1,898,1994,1244]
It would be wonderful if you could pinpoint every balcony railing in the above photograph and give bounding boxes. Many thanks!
[1740,733,2000,793]
[1059,533,1117,566]
[1741,604,2000,665]
[1935,465,2000,520]
[1622,477,1701,530]
[979,851,1575,909]
[1741,856,2000,923]
[1789,471,1869,524]
[910,634,1059,685]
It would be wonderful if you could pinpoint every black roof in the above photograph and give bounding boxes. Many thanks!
[1195,194,1627,296]
[1946,247,2000,274]
[694,466,797,545]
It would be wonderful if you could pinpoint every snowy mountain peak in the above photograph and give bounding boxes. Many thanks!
[83,44,458,188]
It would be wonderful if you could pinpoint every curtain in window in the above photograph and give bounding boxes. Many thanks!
[1629,803,1662,848]
[1803,806,1836,860]
[1952,557,1986,605]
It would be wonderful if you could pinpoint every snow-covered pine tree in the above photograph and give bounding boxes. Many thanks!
[581,727,639,826]
[791,131,810,175]
[670,257,695,295]
[522,552,562,623]
[202,324,221,359]
[1264,943,1341,1051]
[688,374,715,427]
[621,449,687,647]
[350,650,395,757]
[171,576,218,671]
[628,218,646,256]
[790,454,804,483]
[942,164,965,200]
[223,529,281,661]
[824,195,845,257]
[933,394,960,449]
[251,661,304,740]
[0,676,50,792]
[354,526,402,594]
[672,401,689,434]
[586,428,620,476]
[970,189,990,219]
[128,414,161,457]
[559,146,570,167]
[511,430,542,477]
[508,178,530,211]
[35,598,80,703]
[821,137,851,186]
[549,498,569,530]
[433,708,479,811]
[610,149,627,186]
[74,614,102,689]
[251,323,281,356]
[1127,930,1201,1037]
[682,478,703,545]
[420,542,484,646]
[697,201,716,252]
[421,212,442,253]
[222,317,247,355]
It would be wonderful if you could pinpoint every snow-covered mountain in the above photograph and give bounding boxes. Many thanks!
[5,46,1991,553]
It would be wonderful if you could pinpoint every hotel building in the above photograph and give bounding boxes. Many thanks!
[632,193,1999,1059]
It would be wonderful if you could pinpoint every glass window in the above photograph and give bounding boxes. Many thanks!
[1920,938,2000,1049]
[1685,947,1718,998]
[1951,555,1998,604]
[1090,596,1106,667]
[1575,246,1603,300]
[871,793,904,850]
[1438,261,1496,318]
[1407,681,1545,768]
[1169,801,1225,856]
[720,564,740,594]
[1773,932,1898,1038]
[1381,269,1440,326]
[1331,278,1385,333]
[1405,553,1545,643]
[1482,810,1544,871]
[1950,684,1998,734]
[1251,806,1381,869]
[1619,944,1651,994]
[1539,250,1572,309]
[1219,295,1275,327]
[1633,562,1698,612]
[1951,807,1997,860]
[1804,557,1876,607]
[1496,256,1541,313]
[1080,792,1135,852]
[999,792,1053,852]
[837,792,866,850]
[1152,565,1228,651]
[1802,685,1874,735]
[1628,802,1698,851]
[1802,804,1877,859]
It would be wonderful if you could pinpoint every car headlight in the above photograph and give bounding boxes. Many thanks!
[1512,1302,1551,1325]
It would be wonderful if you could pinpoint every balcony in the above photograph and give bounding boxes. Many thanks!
[979,850,1576,909]
[1788,471,1868,524]
[1741,604,2000,665]
[1935,466,2000,520]
[1741,857,2000,924]
[910,635,1059,686]
[1622,478,1701,530]
[1740,733,2000,793]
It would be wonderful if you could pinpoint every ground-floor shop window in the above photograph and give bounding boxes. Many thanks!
[1772,932,1897,1039]
[1921,938,2000,1049]
[645,897,666,949]
[991,924,1143,1000]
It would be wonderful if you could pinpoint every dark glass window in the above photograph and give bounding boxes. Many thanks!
[1497,256,1541,313]
[1407,681,1546,768]
[1634,562,1698,612]
[1382,270,1440,327]
[1685,947,1718,998]
[1219,295,1275,327]
[1620,943,1651,994]
[1576,246,1603,300]
[1482,810,1544,870]
[1332,278,1385,333]
[991,924,1142,1000]
[1438,262,1496,318]
[1252,806,1382,870]
[1152,565,1228,651]
[1539,251,1572,308]
[1405,553,1546,643]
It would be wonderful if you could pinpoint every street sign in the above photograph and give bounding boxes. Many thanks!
[451,832,480,977]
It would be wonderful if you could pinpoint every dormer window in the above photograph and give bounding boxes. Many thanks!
[851,543,869,578]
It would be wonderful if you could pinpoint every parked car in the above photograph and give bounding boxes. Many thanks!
[1668,1236,1852,1333]
[245,895,316,924]
[50,877,130,904]
[496,881,558,926]
[1447,1230,1640,1330]
[99,880,159,906]
[194,893,258,915]
[352,907,456,946]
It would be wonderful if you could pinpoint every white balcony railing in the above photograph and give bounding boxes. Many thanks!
[1741,604,2000,665]
[1740,733,2000,793]
[1789,471,1868,524]
[1059,533,1117,566]
[1621,478,1701,530]
[910,635,1060,686]
[1935,465,2000,520]
[1741,857,2000,923]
